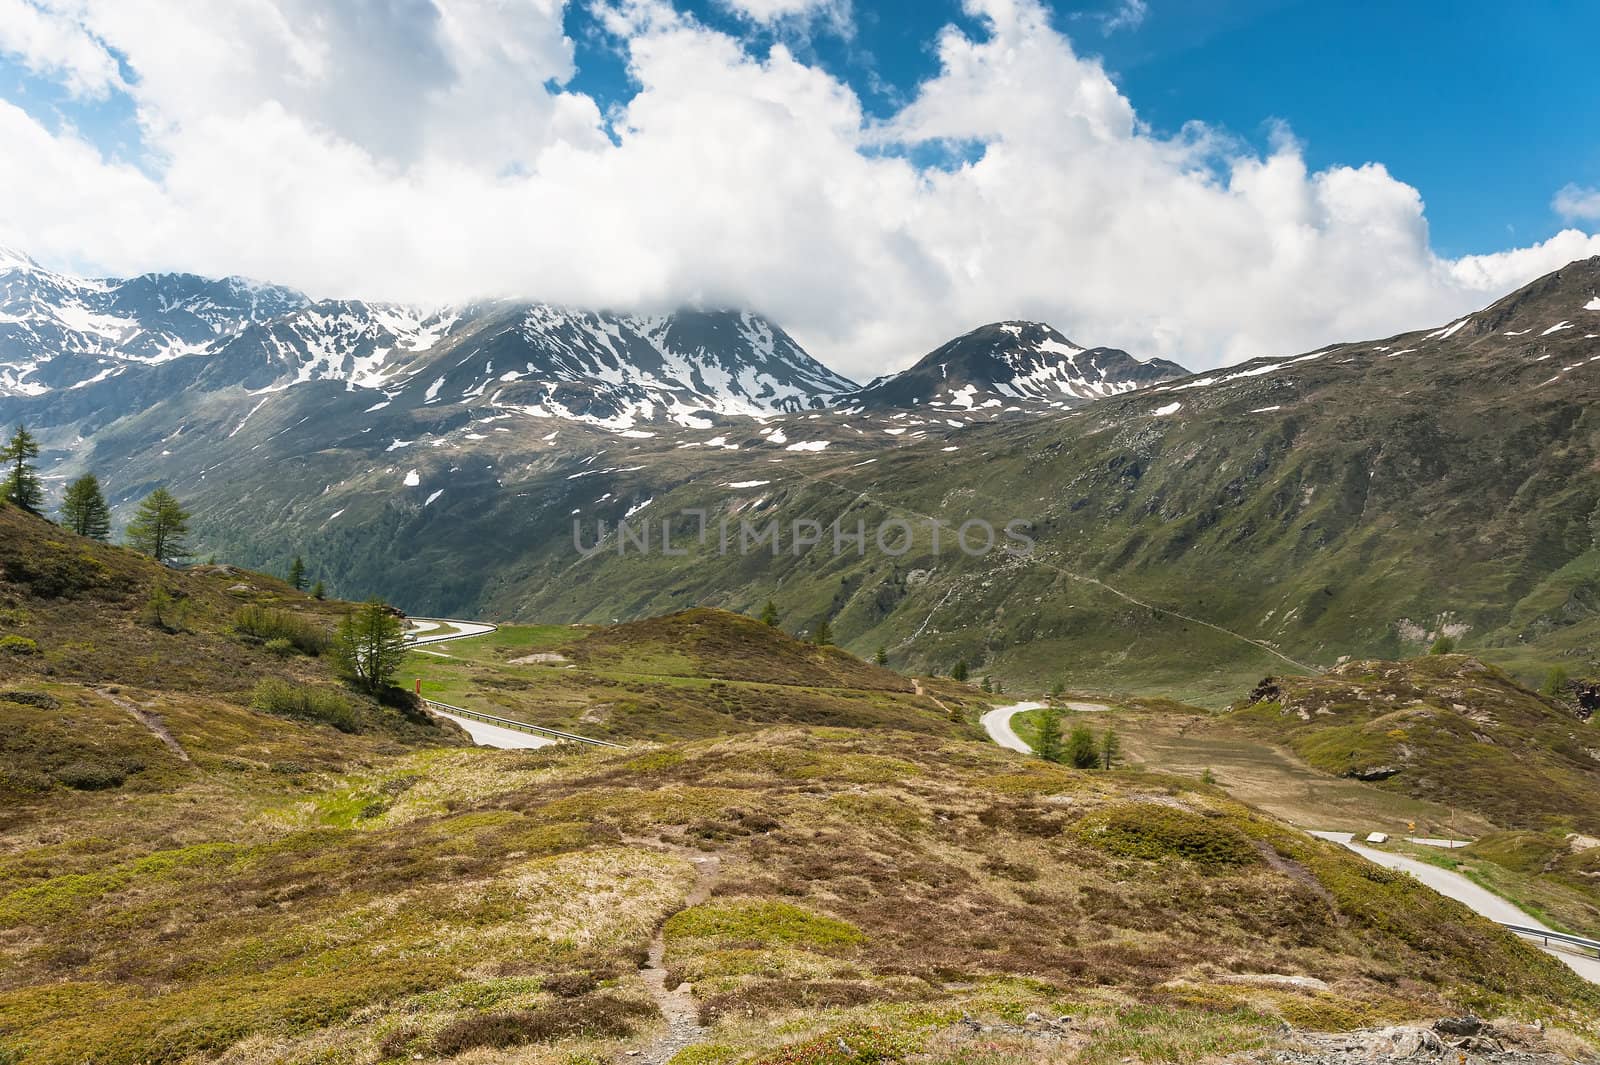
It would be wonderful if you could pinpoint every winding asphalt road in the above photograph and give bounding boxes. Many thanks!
[978,701,1046,753]
[978,698,1600,985]
[1311,832,1600,984]
[405,618,561,749]
[979,700,1114,754]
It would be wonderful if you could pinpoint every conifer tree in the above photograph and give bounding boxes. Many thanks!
[951,658,969,682]
[1100,727,1120,770]
[288,555,307,591]
[60,473,111,540]
[759,600,780,626]
[1034,707,1063,763]
[334,599,408,693]
[1067,724,1100,769]
[813,617,833,646]
[0,423,43,514]
[126,488,192,564]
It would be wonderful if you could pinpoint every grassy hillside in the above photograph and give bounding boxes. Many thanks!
[1224,655,1600,836]
[0,505,463,826]
[5,512,1597,1062]
[5,724,1595,1065]
[400,608,983,743]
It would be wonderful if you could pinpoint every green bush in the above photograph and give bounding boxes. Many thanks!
[0,635,39,655]
[234,605,329,656]
[1075,804,1261,871]
[250,679,362,733]
[53,760,129,790]
[0,689,58,709]
[264,637,294,658]
[431,995,653,1055]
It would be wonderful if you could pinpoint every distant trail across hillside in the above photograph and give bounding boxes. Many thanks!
[793,469,1319,676]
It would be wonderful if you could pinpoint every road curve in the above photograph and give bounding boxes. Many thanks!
[431,709,558,749]
[406,618,499,646]
[1312,832,1600,984]
[980,702,1046,753]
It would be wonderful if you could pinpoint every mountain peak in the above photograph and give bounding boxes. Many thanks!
[0,244,40,273]
[846,319,1188,411]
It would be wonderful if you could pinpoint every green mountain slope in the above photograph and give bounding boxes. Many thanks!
[399,608,983,743]
[1225,655,1600,834]
[38,257,1600,702]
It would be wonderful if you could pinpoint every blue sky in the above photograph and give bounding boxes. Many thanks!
[1,0,1596,376]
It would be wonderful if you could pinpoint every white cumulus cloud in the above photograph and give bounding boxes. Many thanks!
[0,0,1595,380]
[1554,184,1600,223]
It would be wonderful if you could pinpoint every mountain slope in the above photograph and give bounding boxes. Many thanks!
[1227,655,1600,834]
[9,252,1600,705]
[0,251,857,433]
[0,246,305,397]
[439,255,1600,700]
[845,320,1187,411]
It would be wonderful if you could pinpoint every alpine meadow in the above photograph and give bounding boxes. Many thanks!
[4,2,1600,1065]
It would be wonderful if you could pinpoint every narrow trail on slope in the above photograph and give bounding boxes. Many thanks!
[628,847,723,1065]
[97,688,189,761]
[912,677,955,719]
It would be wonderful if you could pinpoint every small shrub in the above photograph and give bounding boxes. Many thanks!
[142,586,192,633]
[264,637,294,658]
[0,689,57,709]
[250,679,363,733]
[269,761,309,775]
[53,760,128,790]
[0,635,39,655]
[1076,804,1261,871]
[430,994,653,1055]
[234,605,329,656]
[1429,635,1457,655]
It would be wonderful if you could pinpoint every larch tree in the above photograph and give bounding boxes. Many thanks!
[60,473,111,540]
[0,423,44,514]
[126,488,192,565]
[334,599,409,693]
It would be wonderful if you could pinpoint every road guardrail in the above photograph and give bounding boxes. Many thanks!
[423,698,627,749]
[1504,924,1600,959]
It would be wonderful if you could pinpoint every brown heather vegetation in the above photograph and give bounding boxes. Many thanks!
[2,509,1598,1063]
[5,721,1596,1064]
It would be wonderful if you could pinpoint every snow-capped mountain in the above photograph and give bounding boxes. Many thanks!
[362,305,858,429]
[0,246,305,397]
[844,321,1188,411]
[0,249,857,431]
